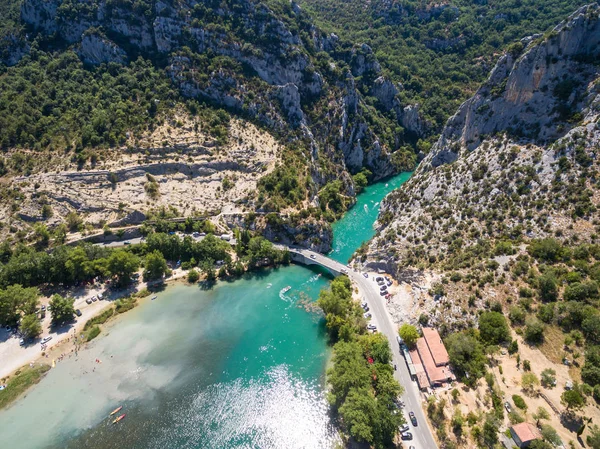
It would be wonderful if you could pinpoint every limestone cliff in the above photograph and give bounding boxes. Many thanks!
[364,4,600,276]
[13,0,424,188]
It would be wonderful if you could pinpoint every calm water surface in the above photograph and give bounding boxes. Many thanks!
[0,173,411,449]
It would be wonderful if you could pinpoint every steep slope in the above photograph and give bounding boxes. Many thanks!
[0,0,425,242]
[366,4,600,275]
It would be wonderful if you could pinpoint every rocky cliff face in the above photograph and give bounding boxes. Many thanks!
[428,4,600,167]
[13,0,424,192]
[363,4,600,276]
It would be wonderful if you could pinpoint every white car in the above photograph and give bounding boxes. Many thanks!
[310,254,316,259]
[41,336,52,344]
[367,324,377,331]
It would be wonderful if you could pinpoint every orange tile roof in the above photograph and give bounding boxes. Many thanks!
[511,422,541,443]
[416,337,454,384]
[408,348,430,389]
[422,327,450,366]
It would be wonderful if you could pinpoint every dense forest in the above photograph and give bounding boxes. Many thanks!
[298,0,592,135]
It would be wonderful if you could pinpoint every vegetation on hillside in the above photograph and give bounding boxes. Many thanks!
[298,0,591,136]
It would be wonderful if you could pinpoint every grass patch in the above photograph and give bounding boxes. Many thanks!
[115,297,137,314]
[134,288,151,298]
[538,325,567,364]
[0,364,51,410]
[83,308,114,331]
[83,325,101,342]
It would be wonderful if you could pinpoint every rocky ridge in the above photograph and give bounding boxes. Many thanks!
[363,4,600,277]
[14,0,425,190]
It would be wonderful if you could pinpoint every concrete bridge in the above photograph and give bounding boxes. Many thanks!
[278,246,348,277]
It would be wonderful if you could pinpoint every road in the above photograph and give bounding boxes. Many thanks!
[288,247,438,449]
[96,234,237,248]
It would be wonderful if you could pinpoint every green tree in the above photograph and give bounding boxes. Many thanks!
[522,372,540,394]
[49,294,75,325]
[187,269,200,283]
[446,331,487,382]
[399,323,419,347]
[19,313,42,339]
[538,274,558,302]
[143,250,169,282]
[479,311,510,345]
[0,285,40,326]
[108,250,140,287]
[587,424,600,448]
[532,406,550,427]
[524,318,545,344]
[541,369,556,388]
[561,385,586,411]
[540,424,561,445]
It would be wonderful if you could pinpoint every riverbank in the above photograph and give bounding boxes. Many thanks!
[0,265,196,407]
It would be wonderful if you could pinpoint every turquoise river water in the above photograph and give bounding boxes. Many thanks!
[0,173,410,449]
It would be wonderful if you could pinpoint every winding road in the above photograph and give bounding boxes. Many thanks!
[287,247,438,449]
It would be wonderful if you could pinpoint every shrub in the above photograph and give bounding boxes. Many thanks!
[187,269,200,283]
[512,394,527,410]
[85,325,101,341]
[524,318,545,344]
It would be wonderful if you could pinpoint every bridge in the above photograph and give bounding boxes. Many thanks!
[284,247,346,277]
[282,245,439,449]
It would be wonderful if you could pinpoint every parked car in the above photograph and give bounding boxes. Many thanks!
[361,302,368,309]
[124,241,131,245]
[75,309,82,317]
[86,299,92,305]
[401,432,413,441]
[504,401,512,413]
[409,411,417,426]
[367,324,377,331]
[363,312,372,319]
[379,290,387,296]
[399,424,409,434]
[19,338,25,346]
[41,336,52,344]
[41,305,46,312]
[91,296,97,302]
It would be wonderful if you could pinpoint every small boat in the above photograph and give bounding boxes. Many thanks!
[112,414,126,424]
[364,204,368,212]
[266,283,272,289]
[110,406,123,416]
[151,295,157,301]
[281,286,291,293]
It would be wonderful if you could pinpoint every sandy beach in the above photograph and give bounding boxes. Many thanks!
[0,267,192,383]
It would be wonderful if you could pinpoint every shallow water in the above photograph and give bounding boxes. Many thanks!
[0,172,411,449]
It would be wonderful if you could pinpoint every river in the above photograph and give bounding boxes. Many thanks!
[0,173,410,449]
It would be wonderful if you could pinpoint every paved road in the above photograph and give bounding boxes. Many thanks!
[95,234,237,248]
[288,248,438,449]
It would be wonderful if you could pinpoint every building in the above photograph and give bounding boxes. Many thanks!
[510,422,541,448]
[409,327,455,390]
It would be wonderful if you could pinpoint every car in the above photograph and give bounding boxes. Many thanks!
[41,305,46,312]
[86,299,92,304]
[310,254,316,259]
[409,411,417,426]
[91,296,97,302]
[363,273,369,278]
[379,290,387,296]
[361,302,368,309]
[409,446,416,449]
[97,293,103,300]
[379,285,387,291]
[401,432,413,441]
[199,232,206,236]
[341,268,348,274]
[19,338,25,346]
[75,309,82,317]
[41,336,52,344]
[367,324,377,331]
[363,312,372,319]
[504,401,512,413]
[399,424,409,434]
[123,241,131,245]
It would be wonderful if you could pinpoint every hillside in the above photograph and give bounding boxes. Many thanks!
[299,0,592,136]
[0,0,425,243]
[362,5,600,446]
